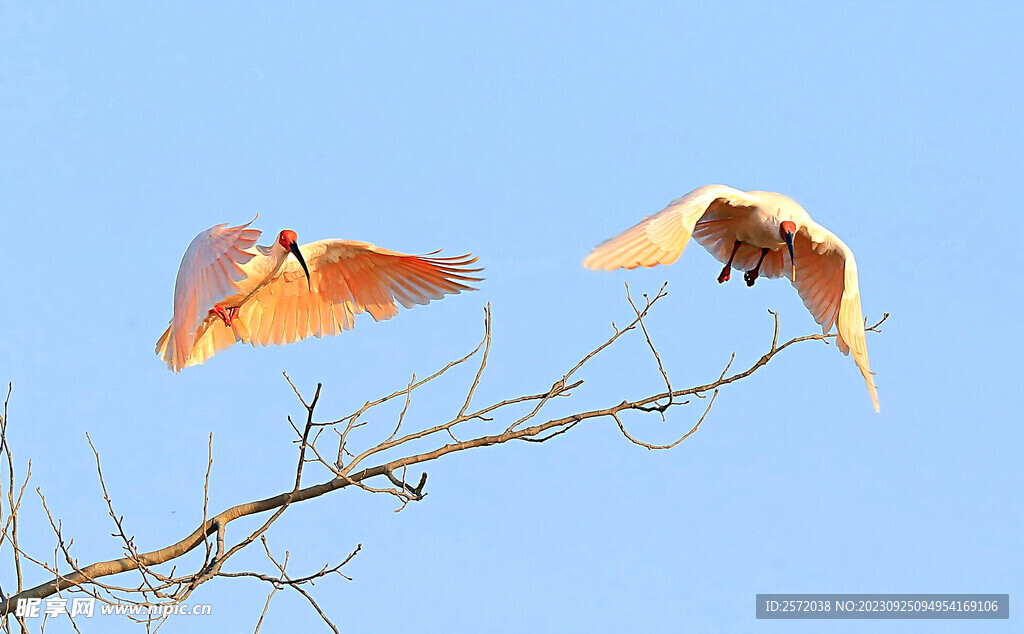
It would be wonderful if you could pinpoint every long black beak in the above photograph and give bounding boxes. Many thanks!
[784,231,796,282]
[289,241,312,290]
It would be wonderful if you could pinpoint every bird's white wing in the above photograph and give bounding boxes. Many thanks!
[791,222,879,412]
[156,218,261,371]
[222,240,481,349]
[583,185,758,270]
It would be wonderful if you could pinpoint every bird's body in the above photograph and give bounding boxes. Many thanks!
[156,219,481,372]
[215,244,290,309]
[584,184,879,412]
[711,192,798,249]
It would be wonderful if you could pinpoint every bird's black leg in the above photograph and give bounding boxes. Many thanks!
[718,241,742,283]
[744,248,771,286]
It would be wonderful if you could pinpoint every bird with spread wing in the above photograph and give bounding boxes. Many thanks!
[156,218,482,372]
[584,184,879,412]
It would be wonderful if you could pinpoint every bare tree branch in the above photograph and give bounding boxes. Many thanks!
[0,288,889,628]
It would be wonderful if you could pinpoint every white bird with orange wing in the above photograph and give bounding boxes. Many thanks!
[157,218,481,372]
[583,184,879,412]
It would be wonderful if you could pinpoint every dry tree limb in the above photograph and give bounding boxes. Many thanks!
[0,287,888,625]
[222,537,354,634]
[1,383,32,634]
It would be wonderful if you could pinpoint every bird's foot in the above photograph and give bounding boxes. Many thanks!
[717,268,731,284]
[744,269,758,286]
[210,305,239,327]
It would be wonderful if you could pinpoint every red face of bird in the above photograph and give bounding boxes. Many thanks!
[779,220,797,282]
[277,230,311,290]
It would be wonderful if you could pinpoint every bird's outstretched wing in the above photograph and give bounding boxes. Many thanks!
[791,222,879,412]
[583,185,758,270]
[186,241,482,360]
[155,218,261,371]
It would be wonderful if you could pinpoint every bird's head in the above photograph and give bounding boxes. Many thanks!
[277,229,298,249]
[779,220,797,282]
[277,229,311,289]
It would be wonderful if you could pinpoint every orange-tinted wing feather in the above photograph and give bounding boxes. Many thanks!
[791,224,879,412]
[583,185,757,270]
[160,313,247,371]
[237,240,481,348]
[156,218,261,371]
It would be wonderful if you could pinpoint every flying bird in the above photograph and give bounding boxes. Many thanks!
[583,184,879,412]
[156,218,482,372]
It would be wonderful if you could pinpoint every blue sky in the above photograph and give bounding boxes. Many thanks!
[1,2,1020,632]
